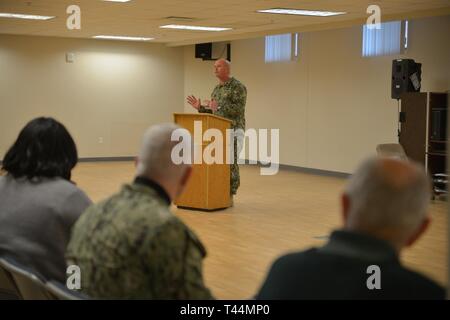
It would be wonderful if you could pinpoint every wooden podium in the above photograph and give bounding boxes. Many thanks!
[174,113,232,210]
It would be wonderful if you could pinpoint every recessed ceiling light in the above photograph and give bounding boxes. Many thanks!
[257,8,346,17]
[0,13,55,20]
[93,35,154,41]
[160,24,231,32]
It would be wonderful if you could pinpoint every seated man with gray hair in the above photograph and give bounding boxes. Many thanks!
[256,156,445,299]
[66,123,213,299]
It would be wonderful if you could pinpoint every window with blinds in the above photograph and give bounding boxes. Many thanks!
[362,20,407,57]
[265,33,299,63]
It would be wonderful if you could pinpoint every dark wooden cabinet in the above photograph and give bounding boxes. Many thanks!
[399,92,427,166]
[399,92,448,197]
[427,93,448,197]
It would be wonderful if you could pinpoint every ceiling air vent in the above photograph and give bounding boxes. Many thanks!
[165,16,196,22]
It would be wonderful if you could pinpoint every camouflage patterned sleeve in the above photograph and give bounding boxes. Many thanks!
[141,218,214,299]
[179,227,214,300]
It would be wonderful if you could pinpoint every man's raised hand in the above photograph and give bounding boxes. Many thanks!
[187,95,201,110]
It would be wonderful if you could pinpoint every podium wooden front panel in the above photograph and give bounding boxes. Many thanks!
[174,113,231,210]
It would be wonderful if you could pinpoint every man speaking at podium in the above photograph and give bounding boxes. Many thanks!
[187,59,247,200]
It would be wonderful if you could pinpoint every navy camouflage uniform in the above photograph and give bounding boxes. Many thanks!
[66,176,213,299]
[199,77,247,195]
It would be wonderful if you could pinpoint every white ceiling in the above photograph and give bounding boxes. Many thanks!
[0,0,449,46]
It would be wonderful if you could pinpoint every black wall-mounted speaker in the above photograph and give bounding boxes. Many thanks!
[195,43,231,61]
[391,59,422,100]
[195,43,212,60]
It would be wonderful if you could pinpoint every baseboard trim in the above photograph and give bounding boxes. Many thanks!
[278,164,350,178]
[2,157,349,179]
[243,162,350,179]
[78,156,135,162]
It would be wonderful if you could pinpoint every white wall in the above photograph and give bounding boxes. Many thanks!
[184,15,450,173]
[1,15,448,170]
[0,35,185,158]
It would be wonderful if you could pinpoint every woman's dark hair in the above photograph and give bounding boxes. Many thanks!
[2,117,78,180]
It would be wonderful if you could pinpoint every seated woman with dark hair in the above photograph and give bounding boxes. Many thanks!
[0,117,92,282]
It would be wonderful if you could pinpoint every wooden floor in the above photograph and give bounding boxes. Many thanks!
[72,161,448,299]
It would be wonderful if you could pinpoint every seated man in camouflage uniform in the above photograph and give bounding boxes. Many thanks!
[187,58,247,201]
[66,123,213,299]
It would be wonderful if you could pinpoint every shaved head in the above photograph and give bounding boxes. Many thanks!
[215,58,230,68]
[214,59,231,82]
[136,123,192,200]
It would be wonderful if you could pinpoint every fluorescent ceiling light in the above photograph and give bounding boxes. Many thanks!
[102,0,131,2]
[257,8,346,17]
[93,35,154,41]
[0,13,55,20]
[160,24,231,32]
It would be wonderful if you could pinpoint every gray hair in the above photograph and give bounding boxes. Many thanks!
[344,156,431,235]
[136,123,191,181]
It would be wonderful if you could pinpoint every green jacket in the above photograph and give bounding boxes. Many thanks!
[66,178,213,299]
[199,77,247,131]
